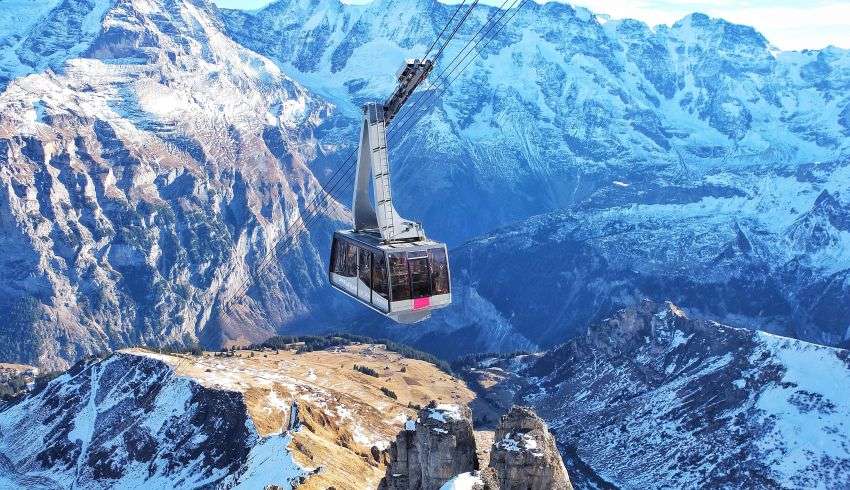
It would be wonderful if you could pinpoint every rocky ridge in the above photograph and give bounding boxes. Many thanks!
[459,301,850,489]
[418,184,850,358]
[0,343,477,489]
[0,352,306,489]
[380,403,570,490]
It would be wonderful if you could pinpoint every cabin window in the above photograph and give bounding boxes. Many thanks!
[428,248,450,295]
[408,257,431,299]
[334,239,357,278]
[389,253,411,301]
[372,251,389,299]
[330,238,339,273]
[358,247,371,290]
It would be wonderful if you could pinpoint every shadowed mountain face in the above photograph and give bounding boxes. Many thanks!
[0,353,305,488]
[415,184,850,357]
[458,301,850,488]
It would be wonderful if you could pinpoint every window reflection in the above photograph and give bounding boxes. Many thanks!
[389,253,411,301]
[372,251,389,299]
[358,247,371,289]
[428,247,450,295]
[409,257,431,299]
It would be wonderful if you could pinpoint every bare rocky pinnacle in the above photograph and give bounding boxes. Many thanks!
[379,402,478,490]
[379,402,571,489]
[481,406,572,490]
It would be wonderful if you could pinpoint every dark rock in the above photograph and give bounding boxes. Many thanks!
[485,406,572,490]
[379,402,478,490]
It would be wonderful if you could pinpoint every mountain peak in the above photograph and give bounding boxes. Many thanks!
[671,11,769,49]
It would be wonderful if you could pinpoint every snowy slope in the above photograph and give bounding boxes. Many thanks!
[0,353,306,489]
[460,301,850,488]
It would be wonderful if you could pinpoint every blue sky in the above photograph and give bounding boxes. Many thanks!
[213,0,849,51]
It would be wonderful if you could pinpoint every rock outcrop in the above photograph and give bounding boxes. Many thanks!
[380,403,478,490]
[483,406,572,490]
[381,403,571,490]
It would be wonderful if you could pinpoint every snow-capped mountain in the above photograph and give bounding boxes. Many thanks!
[222,0,850,244]
[459,301,850,488]
[0,0,354,369]
[220,0,850,352]
[2,0,849,369]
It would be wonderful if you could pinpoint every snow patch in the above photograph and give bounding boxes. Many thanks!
[427,404,463,423]
[229,433,306,489]
[439,471,484,490]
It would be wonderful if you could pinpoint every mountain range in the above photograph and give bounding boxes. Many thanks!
[1,0,848,369]
[220,0,850,355]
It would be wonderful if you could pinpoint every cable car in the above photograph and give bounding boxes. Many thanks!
[328,59,452,323]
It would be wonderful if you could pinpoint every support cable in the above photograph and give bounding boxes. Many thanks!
[387,0,521,145]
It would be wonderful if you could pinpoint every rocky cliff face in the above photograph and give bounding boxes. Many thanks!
[381,403,571,490]
[380,403,478,490]
[0,0,351,369]
[460,301,850,489]
[483,406,571,490]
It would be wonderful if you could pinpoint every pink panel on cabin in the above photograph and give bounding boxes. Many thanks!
[413,297,430,310]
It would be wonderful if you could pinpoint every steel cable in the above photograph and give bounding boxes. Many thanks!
[386,0,514,139]
[386,0,523,148]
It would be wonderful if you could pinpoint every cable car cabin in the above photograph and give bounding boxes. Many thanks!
[329,230,451,324]
[329,58,450,323]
